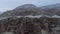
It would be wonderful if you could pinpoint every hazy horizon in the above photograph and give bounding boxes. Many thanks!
[0,0,60,12]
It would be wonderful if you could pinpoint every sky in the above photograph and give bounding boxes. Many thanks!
[0,0,60,12]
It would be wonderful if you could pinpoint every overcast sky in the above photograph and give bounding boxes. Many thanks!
[0,0,60,12]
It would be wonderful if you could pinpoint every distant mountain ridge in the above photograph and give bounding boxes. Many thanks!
[1,3,60,17]
[40,3,60,16]
[40,3,60,10]
[0,11,4,14]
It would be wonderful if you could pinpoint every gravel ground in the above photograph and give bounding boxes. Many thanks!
[41,30,50,34]
[1,32,14,34]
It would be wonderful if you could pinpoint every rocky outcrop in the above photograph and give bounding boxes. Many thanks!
[0,16,60,34]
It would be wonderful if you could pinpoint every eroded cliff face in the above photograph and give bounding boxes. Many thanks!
[0,17,60,34]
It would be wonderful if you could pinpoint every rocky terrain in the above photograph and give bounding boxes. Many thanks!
[1,3,60,17]
[0,3,60,34]
[0,16,60,34]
